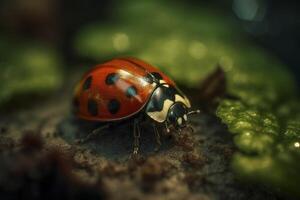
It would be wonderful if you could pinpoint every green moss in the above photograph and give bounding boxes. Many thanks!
[217,100,279,154]
[0,40,62,108]
[285,120,300,140]
[217,100,300,197]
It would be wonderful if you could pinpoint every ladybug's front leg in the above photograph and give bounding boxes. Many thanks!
[133,118,141,155]
[153,123,161,152]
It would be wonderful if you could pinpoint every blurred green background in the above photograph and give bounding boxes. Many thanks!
[0,0,300,198]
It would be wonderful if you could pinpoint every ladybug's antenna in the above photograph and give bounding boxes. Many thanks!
[187,110,200,116]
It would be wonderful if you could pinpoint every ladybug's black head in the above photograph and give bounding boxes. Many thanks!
[166,103,200,133]
[167,103,189,129]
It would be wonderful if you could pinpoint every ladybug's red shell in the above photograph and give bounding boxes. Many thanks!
[73,57,175,121]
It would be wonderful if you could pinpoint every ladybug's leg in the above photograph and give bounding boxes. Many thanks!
[76,124,110,144]
[177,128,182,136]
[133,118,141,155]
[153,124,161,152]
[165,122,170,133]
[186,124,194,133]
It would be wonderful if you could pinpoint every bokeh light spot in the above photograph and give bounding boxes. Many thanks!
[112,33,130,52]
[188,41,207,60]
[233,0,258,21]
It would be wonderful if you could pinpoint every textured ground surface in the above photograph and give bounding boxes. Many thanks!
[0,92,280,200]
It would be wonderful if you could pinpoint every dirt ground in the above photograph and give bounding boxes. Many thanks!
[0,87,280,200]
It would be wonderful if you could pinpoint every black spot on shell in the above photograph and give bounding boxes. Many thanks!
[151,72,163,80]
[144,74,154,84]
[144,72,163,83]
[106,73,120,85]
[108,99,120,114]
[88,99,98,116]
[83,76,92,90]
[126,86,138,98]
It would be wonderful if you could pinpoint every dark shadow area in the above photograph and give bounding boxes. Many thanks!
[58,117,174,159]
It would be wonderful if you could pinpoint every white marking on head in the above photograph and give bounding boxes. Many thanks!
[177,117,183,125]
[185,97,191,108]
[159,80,167,84]
[175,94,191,108]
[147,99,174,122]
[183,114,187,121]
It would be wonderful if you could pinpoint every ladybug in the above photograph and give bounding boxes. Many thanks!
[73,57,200,154]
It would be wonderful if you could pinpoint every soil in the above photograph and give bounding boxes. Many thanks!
[0,85,279,200]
